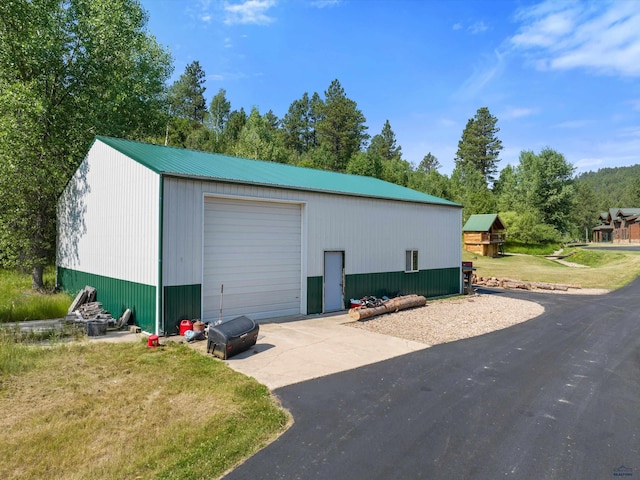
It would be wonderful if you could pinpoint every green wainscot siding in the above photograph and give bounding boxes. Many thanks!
[57,267,156,333]
[306,267,460,314]
[307,276,323,315]
[345,267,460,301]
[164,284,201,335]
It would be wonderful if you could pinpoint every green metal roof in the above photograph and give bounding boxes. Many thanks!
[462,213,505,232]
[95,136,459,207]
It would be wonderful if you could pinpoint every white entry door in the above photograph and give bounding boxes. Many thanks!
[324,251,344,312]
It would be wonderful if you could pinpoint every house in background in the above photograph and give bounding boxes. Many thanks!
[592,208,640,243]
[462,214,506,257]
[57,136,463,335]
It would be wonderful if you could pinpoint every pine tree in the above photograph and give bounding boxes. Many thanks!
[315,79,368,172]
[455,107,502,185]
[368,120,402,161]
[282,92,313,158]
[169,60,208,123]
[418,152,441,173]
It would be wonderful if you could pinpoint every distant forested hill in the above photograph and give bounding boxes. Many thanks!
[575,164,640,211]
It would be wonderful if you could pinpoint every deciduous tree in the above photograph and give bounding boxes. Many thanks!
[0,0,172,289]
[451,162,496,222]
[516,148,575,233]
[493,164,518,212]
[208,88,231,144]
[233,107,287,163]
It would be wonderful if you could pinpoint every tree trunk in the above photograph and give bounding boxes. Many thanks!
[32,264,45,291]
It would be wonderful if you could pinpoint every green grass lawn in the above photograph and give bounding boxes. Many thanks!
[0,338,289,480]
[463,246,640,290]
[0,268,289,480]
[0,267,72,322]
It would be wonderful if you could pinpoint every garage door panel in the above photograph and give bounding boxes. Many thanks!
[204,256,301,270]
[204,273,300,289]
[203,197,302,323]
[203,290,300,321]
[205,244,301,256]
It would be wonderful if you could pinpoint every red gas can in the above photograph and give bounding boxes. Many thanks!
[179,319,193,336]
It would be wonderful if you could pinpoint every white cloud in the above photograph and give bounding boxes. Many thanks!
[209,70,261,82]
[456,49,506,98]
[451,21,489,34]
[511,0,640,76]
[554,119,592,129]
[574,157,604,170]
[439,117,457,128]
[310,0,341,7]
[502,107,536,119]
[224,0,276,25]
[468,21,489,34]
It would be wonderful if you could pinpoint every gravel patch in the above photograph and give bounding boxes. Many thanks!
[347,294,544,346]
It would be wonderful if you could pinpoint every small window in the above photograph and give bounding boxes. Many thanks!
[405,250,418,273]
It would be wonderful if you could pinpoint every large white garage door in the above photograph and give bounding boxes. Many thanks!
[203,197,302,322]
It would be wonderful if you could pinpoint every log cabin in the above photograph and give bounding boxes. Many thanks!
[462,214,506,257]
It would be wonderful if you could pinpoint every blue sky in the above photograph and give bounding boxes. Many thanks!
[140,0,640,177]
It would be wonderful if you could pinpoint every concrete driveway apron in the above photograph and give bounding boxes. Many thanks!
[219,313,428,389]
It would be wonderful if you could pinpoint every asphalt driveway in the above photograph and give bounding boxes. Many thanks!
[223,278,640,479]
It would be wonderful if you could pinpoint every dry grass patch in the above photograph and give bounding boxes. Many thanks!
[0,340,289,480]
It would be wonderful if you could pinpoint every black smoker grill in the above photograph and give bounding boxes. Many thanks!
[207,315,259,360]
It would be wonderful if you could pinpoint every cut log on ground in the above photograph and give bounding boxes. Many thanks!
[349,295,427,321]
[474,276,581,292]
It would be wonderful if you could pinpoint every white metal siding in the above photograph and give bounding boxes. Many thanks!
[57,141,159,285]
[304,196,462,276]
[162,178,461,285]
[162,178,202,285]
[202,197,302,322]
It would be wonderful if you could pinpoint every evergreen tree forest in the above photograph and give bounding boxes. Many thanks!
[161,62,640,245]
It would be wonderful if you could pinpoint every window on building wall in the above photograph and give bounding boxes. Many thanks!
[405,250,418,273]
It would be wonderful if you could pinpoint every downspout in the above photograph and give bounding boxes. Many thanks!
[156,174,164,335]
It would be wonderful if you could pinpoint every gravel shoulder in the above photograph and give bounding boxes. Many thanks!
[347,288,607,346]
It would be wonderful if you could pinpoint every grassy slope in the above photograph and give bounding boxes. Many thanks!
[463,247,640,290]
[0,340,289,480]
